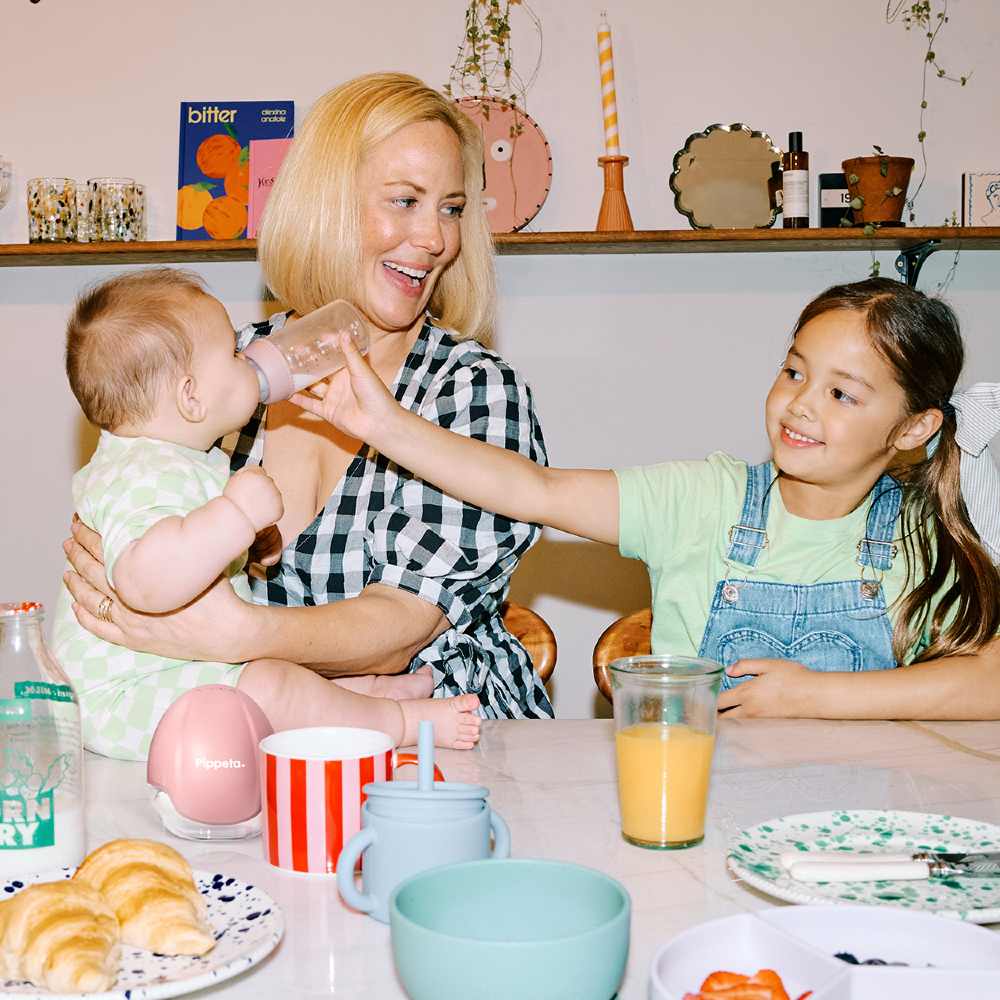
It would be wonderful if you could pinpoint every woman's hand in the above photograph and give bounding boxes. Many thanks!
[63,517,254,662]
[249,524,284,569]
[716,659,817,718]
[290,334,400,445]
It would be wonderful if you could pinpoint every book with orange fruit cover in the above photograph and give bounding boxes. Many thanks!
[177,101,293,241]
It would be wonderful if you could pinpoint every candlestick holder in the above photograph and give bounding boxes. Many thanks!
[596,154,634,232]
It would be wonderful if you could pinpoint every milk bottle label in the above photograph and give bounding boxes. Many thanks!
[0,748,73,849]
[14,682,74,703]
[0,685,81,859]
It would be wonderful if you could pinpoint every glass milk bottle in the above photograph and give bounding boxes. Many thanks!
[242,299,370,404]
[0,603,85,877]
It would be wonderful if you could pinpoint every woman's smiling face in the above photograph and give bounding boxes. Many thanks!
[357,120,466,334]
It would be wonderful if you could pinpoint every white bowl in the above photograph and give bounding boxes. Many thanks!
[648,911,841,1000]
[649,905,1000,1000]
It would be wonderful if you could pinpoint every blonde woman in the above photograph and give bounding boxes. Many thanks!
[64,73,553,722]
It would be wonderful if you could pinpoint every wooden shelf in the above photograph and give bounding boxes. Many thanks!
[2,227,1000,267]
[0,239,256,267]
[493,226,1000,255]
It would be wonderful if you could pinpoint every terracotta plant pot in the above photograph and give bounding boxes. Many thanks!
[842,155,915,225]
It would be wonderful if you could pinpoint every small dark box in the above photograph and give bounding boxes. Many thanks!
[819,172,852,227]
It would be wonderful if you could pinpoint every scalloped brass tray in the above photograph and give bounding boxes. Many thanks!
[670,123,781,230]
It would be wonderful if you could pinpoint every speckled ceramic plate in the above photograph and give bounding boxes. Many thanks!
[0,868,283,998]
[727,809,1000,923]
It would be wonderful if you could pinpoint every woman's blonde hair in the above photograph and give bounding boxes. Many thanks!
[259,72,495,344]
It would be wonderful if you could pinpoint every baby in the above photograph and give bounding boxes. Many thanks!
[53,268,480,760]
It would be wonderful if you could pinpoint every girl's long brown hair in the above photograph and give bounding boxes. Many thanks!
[792,278,1000,663]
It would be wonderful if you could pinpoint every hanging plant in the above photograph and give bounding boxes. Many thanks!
[444,0,541,135]
[443,0,551,234]
[885,1,970,222]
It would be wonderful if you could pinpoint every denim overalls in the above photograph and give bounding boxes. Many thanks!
[697,462,901,690]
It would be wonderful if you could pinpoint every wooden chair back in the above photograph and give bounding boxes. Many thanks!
[592,608,652,702]
[501,601,557,684]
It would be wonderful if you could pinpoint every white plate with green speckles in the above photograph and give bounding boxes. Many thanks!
[726,809,1000,923]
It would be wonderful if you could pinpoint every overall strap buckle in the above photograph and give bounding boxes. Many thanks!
[728,525,769,549]
[856,537,898,568]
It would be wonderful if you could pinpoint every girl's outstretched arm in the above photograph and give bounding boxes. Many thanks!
[291,337,621,546]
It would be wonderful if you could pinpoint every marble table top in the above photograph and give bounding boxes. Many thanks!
[84,717,1000,998]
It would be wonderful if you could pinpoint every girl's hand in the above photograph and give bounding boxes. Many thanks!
[290,334,399,444]
[716,658,815,718]
[63,517,253,662]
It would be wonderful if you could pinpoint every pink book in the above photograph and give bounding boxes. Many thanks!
[247,137,293,238]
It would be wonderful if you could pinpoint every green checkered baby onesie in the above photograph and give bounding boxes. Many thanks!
[52,432,252,761]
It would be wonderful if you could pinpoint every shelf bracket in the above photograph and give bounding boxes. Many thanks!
[894,239,941,288]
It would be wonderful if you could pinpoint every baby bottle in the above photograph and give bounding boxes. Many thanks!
[0,603,86,878]
[241,299,370,404]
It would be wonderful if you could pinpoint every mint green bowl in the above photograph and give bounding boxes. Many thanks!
[389,859,630,1000]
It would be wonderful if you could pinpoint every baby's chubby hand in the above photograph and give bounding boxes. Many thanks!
[224,467,284,532]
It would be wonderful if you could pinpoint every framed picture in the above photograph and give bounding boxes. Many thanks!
[961,172,1000,226]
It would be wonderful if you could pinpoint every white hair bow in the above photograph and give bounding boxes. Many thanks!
[949,383,1000,565]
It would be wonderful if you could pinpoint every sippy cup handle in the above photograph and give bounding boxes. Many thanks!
[489,809,511,859]
[394,753,444,783]
[336,827,378,913]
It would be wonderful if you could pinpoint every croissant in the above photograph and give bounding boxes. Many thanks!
[0,880,119,993]
[73,838,215,956]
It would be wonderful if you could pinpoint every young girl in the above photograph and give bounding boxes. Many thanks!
[294,278,1000,721]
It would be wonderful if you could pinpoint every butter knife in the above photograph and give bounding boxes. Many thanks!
[785,852,1000,883]
[780,849,1000,871]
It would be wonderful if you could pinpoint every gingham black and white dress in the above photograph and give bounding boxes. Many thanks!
[231,313,554,719]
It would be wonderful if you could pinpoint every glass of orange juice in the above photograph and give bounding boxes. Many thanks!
[610,655,723,850]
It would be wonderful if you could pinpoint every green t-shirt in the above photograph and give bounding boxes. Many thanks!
[616,452,937,664]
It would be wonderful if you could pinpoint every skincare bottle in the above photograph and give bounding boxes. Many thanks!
[782,132,809,228]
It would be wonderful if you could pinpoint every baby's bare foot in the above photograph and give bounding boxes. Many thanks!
[399,693,482,750]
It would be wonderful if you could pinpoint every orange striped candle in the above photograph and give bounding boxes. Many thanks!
[598,12,620,156]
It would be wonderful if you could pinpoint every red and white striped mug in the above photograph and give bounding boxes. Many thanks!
[259,727,443,875]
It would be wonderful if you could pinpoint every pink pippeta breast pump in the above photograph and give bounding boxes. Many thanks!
[241,299,370,404]
[147,685,273,840]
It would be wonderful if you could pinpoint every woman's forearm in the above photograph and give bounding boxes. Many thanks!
[805,640,1000,720]
[237,584,448,675]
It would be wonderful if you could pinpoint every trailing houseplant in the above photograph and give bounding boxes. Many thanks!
[443,0,541,136]
[842,145,913,230]
[884,0,969,223]
[844,1,968,229]
[844,2,970,276]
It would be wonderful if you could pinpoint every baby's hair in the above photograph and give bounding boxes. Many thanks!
[66,268,208,431]
[793,277,1000,662]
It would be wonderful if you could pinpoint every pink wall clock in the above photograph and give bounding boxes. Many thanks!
[456,97,553,233]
